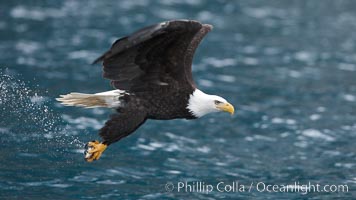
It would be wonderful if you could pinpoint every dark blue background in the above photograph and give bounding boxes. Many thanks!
[0,1,355,199]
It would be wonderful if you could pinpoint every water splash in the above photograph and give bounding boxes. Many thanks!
[0,70,83,153]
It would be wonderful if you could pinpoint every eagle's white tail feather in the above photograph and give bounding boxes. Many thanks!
[56,90,127,108]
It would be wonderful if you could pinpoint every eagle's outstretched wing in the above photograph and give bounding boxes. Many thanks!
[93,20,212,92]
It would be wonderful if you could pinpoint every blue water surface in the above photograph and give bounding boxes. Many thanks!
[1,1,356,199]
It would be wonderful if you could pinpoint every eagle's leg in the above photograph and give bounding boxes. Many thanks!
[84,111,147,162]
[84,140,107,162]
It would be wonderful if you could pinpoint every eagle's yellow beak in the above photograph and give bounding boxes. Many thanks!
[217,102,235,115]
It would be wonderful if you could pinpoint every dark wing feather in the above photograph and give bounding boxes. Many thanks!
[93,20,212,91]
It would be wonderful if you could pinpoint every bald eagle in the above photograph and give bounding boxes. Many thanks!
[57,20,234,162]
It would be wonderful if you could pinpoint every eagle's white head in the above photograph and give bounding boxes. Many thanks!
[187,89,235,118]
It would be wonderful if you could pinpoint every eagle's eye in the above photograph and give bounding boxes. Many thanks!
[214,100,222,105]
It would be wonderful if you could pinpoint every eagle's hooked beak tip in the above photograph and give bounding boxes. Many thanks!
[228,103,235,116]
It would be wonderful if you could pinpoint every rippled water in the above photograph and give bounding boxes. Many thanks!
[1,1,356,199]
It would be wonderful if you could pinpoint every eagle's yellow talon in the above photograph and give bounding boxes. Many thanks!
[84,140,107,162]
